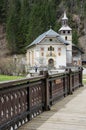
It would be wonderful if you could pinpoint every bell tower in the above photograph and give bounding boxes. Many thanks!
[59,11,72,66]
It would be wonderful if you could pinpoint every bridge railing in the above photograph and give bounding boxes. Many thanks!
[0,67,83,130]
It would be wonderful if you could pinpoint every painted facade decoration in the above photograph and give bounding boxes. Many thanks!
[26,12,83,69]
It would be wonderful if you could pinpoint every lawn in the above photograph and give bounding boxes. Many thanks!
[0,75,24,82]
[83,74,86,84]
[83,75,86,79]
[83,80,86,84]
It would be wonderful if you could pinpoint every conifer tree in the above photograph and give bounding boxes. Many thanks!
[6,0,20,54]
[0,0,8,23]
[26,0,56,45]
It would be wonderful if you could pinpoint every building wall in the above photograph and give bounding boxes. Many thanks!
[26,47,35,66]
[61,35,72,44]
[60,31,72,65]
[26,37,67,68]
[73,52,82,66]
[56,46,66,68]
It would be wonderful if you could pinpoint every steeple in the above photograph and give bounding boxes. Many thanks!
[62,11,68,26]
[59,11,72,40]
[59,11,72,66]
[62,11,68,20]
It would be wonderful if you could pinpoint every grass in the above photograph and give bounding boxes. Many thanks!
[83,80,86,84]
[0,75,24,82]
[83,75,86,79]
[0,74,86,84]
[83,74,86,84]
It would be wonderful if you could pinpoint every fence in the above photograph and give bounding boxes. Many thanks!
[0,67,83,130]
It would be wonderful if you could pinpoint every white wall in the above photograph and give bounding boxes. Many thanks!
[55,46,66,68]
[26,37,67,68]
[61,35,72,44]
[26,47,35,66]
[35,38,67,68]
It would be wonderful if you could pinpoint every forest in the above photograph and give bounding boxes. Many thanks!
[0,0,86,54]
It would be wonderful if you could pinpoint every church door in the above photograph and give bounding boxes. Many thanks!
[48,59,54,68]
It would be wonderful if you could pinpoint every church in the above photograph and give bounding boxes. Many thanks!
[26,12,83,69]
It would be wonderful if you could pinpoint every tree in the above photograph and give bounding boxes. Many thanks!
[16,0,30,53]
[1,0,85,54]
[72,30,78,45]
[26,0,56,45]
[6,0,30,54]
[0,0,8,23]
[6,0,20,54]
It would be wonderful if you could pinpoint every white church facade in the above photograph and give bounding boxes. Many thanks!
[26,12,83,69]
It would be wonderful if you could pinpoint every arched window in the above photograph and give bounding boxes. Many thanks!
[49,39,52,41]
[68,31,70,34]
[41,52,44,56]
[48,46,54,51]
[65,36,67,40]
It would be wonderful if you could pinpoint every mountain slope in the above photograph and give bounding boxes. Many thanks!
[0,0,86,60]
[0,24,9,57]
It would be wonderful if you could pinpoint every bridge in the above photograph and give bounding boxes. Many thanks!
[19,85,86,130]
[0,67,83,130]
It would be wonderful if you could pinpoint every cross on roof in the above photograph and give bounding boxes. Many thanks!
[50,25,52,29]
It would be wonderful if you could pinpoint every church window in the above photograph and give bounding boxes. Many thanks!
[68,31,70,34]
[62,20,65,25]
[58,52,61,56]
[50,46,52,51]
[58,48,61,51]
[48,48,50,51]
[49,39,52,41]
[48,46,54,51]
[41,47,44,51]
[41,52,44,56]
[65,36,67,40]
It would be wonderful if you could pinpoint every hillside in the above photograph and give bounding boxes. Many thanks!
[0,0,86,59]
[0,24,9,57]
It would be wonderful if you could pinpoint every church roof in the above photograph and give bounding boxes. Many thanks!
[27,29,69,48]
[72,44,84,54]
[59,26,72,31]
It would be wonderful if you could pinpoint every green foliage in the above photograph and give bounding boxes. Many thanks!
[26,0,56,45]
[0,0,8,23]
[0,75,23,82]
[6,0,30,54]
[72,30,78,45]
[0,0,86,54]
[16,0,30,53]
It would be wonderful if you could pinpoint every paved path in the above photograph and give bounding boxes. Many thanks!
[19,85,86,130]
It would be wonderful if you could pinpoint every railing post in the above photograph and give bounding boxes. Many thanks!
[45,78,50,110]
[79,67,84,87]
[50,81,53,105]
[27,86,31,120]
[63,73,67,97]
[41,71,50,111]
[69,68,73,94]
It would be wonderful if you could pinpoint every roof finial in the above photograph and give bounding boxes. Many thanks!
[64,11,66,17]
[62,10,68,20]
[50,25,52,29]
